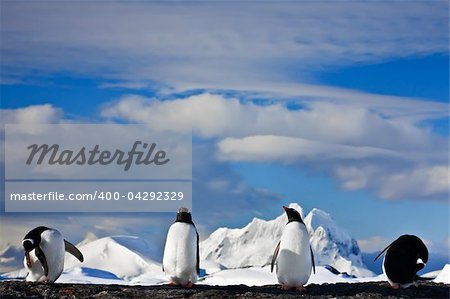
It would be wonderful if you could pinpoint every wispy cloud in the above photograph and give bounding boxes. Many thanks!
[217,135,403,162]
[101,93,448,144]
[99,82,151,90]
[1,1,447,89]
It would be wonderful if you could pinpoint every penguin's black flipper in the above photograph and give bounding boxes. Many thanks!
[271,241,281,273]
[196,230,200,275]
[416,262,425,272]
[64,240,84,262]
[310,246,316,274]
[35,246,49,277]
[373,242,392,262]
[414,275,435,281]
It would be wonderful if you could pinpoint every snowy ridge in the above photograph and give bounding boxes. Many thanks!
[200,214,286,269]
[64,235,165,284]
[0,245,24,273]
[305,208,372,277]
[200,203,372,277]
[434,264,449,284]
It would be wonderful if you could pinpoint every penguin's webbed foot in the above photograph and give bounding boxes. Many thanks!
[168,280,177,286]
[281,284,291,290]
[295,285,306,292]
[185,281,193,288]
[390,284,400,289]
[38,276,50,283]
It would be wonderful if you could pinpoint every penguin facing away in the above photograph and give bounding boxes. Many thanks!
[374,234,428,289]
[271,206,315,291]
[22,226,84,283]
[162,207,199,287]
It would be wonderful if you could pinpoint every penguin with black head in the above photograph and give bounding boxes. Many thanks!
[163,207,199,287]
[23,226,84,282]
[271,205,315,291]
[374,234,428,289]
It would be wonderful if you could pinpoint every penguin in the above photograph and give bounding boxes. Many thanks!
[271,205,315,291]
[162,207,199,287]
[374,234,428,289]
[22,226,84,283]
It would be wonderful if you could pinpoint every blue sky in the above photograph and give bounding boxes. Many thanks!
[0,1,448,268]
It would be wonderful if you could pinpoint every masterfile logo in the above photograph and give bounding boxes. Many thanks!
[26,141,170,171]
[4,124,192,213]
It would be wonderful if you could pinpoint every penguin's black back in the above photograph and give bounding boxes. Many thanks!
[24,226,49,243]
[284,208,304,224]
[175,212,194,225]
[384,235,428,284]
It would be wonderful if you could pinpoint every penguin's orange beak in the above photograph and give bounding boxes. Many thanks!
[283,205,288,211]
[25,251,32,268]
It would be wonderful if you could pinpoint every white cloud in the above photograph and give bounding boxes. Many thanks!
[229,82,448,123]
[102,93,448,201]
[334,166,375,191]
[335,165,449,200]
[0,104,63,125]
[0,102,279,207]
[1,1,447,89]
[102,93,446,151]
[358,236,390,253]
[378,166,449,200]
[217,136,448,201]
[99,81,150,90]
[0,105,64,162]
[217,135,402,162]
[0,105,280,246]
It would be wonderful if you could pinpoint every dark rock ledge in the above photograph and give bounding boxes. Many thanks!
[1,280,449,299]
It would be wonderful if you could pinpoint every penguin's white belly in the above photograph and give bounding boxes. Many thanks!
[163,223,197,286]
[276,222,312,287]
[25,229,65,282]
[24,250,45,282]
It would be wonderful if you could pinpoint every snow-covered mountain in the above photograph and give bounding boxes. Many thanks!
[200,207,289,270]
[200,203,373,277]
[0,205,376,280]
[0,244,24,273]
[2,218,449,285]
[0,235,167,285]
[64,235,165,284]
[305,208,372,277]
